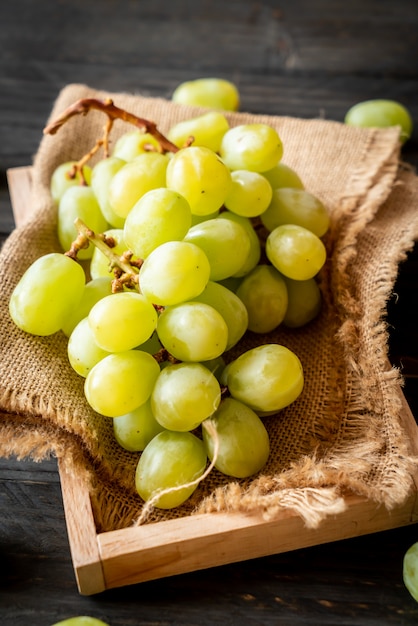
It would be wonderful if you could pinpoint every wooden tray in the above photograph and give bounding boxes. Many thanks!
[7,165,418,596]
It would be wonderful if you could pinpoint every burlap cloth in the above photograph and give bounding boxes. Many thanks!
[1,83,418,532]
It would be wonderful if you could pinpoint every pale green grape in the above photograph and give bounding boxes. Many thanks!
[157,301,228,362]
[183,217,251,281]
[135,430,207,509]
[151,362,221,431]
[236,264,288,334]
[136,331,163,355]
[165,146,232,216]
[91,156,126,228]
[224,169,273,218]
[192,280,248,350]
[262,162,304,190]
[224,344,304,414]
[167,111,230,153]
[123,188,192,259]
[108,152,169,218]
[282,276,322,328]
[58,185,109,259]
[84,350,160,417]
[202,397,270,478]
[217,211,261,277]
[266,224,327,281]
[50,161,92,204]
[190,210,220,225]
[345,99,413,143]
[112,130,162,161]
[9,253,85,336]
[88,292,158,352]
[261,188,330,237]
[113,399,165,452]
[201,355,226,381]
[62,276,113,337]
[51,618,110,626]
[219,124,283,173]
[138,241,210,306]
[89,228,130,280]
[171,77,240,111]
[403,542,418,602]
[67,317,111,377]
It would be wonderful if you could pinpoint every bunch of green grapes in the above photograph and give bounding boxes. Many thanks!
[9,83,331,510]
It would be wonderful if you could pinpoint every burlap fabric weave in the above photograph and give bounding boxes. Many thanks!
[1,83,418,532]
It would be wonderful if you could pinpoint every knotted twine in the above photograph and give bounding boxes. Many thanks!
[1,83,417,532]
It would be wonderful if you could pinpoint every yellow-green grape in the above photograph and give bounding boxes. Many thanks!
[262,162,304,190]
[136,331,163,355]
[167,111,230,153]
[403,542,418,602]
[165,146,232,216]
[224,169,273,218]
[123,188,192,259]
[91,156,126,228]
[219,123,283,173]
[171,77,240,111]
[236,264,288,334]
[184,217,251,281]
[266,224,327,281]
[112,130,162,161]
[113,400,165,452]
[84,350,160,417]
[108,152,169,219]
[61,276,113,337]
[202,397,270,478]
[138,241,210,306]
[201,355,226,382]
[157,302,228,362]
[135,430,208,509]
[9,253,85,336]
[261,188,330,238]
[344,99,413,143]
[67,317,111,377]
[223,344,304,414]
[192,280,248,350]
[89,228,129,280]
[51,618,110,626]
[50,161,92,204]
[88,292,158,352]
[217,211,261,277]
[282,276,322,328]
[58,186,108,259]
[151,362,221,431]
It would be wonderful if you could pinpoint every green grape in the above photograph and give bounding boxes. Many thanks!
[236,264,288,334]
[157,301,228,362]
[58,185,109,259]
[151,362,221,431]
[224,343,304,414]
[344,99,413,143]
[51,618,110,626]
[171,77,240,111]
[165,145,232,216]
[67,317,111,377]
[50,161,92,204]
[261,188,330,238]
[183,217,251,281]
[217,211,261,277]
[113,399,165,452]
[61,276,113,337]
[9,253,85,336]
[123,188,192,259]
[91,156,126,228]
[403,542,418,602]
[138,240,210,306]
[282,276,322,328]
[112,130,162,161]
[108,152,169,219]
[88,291,158,352]
[190,210,220,225]
[167,111,230,153]
[136,331,163,355]
[266,224,327,281]
[84,350,160,417]
[89,228,129,280]
[201,355,226,381]
[135,430,208,509]
[202,397,270,478]
[262,162,304,190]
[192,280,248,350]
[219,123,283,173]
[224,169,273,218]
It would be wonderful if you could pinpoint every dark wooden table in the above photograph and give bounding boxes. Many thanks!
[1,1,418,624]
